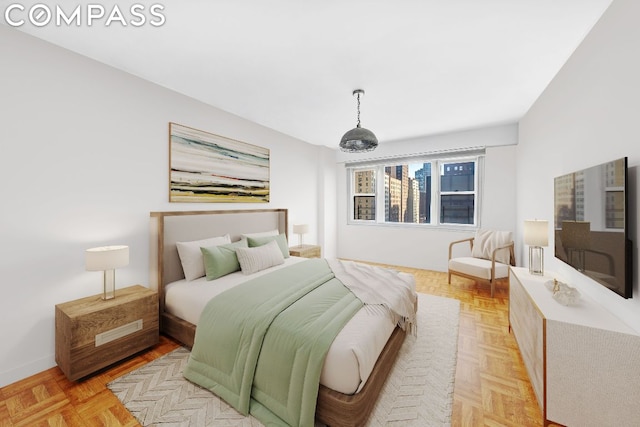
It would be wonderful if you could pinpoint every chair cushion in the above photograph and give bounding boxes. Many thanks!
[471,230,512,264]
[449,257,510,281]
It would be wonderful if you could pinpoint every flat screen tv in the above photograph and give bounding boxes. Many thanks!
[554,157,632,298]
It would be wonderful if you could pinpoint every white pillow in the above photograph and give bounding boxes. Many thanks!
[176,234,231,281]
[240,229,279,240]
[236,239,285,275]
[471,230,512,264]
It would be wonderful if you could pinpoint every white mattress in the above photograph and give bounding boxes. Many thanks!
[165,257,395,394]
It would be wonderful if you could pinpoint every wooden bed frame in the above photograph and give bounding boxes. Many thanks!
[149,209,405,427]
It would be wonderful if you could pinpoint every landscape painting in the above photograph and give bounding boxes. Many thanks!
[169,123,270,203]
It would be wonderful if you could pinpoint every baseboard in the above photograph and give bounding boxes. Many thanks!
[0,354,55,388]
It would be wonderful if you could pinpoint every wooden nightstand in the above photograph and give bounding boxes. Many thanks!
[55,285,159,381]
[289,244,321,258]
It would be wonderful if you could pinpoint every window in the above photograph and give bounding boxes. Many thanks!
[384,163,431,224]
[353,169,376,220]
[439,160,475,225]
[348,156,480,227]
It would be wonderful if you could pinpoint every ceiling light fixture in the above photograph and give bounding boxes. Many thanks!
[339,89,378,153]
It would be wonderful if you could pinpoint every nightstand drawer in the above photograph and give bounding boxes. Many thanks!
[289,244,321,258]
[55,285,159,380]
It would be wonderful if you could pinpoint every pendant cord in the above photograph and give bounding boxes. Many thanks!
[356,92,361,128]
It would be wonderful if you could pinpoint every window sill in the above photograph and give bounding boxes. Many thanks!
[346,220,478,232]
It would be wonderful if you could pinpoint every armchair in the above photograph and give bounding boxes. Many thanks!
[448,229,515,297]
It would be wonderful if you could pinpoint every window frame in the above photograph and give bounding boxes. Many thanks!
[351,168,377,222]
[438,159,479,226]
[347,154,482,229]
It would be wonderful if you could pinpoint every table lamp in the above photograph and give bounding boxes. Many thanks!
[524,220,548,275]
[292,224,309,246]
[85,245,129,300]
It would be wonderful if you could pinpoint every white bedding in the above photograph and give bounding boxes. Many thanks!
[165,257,396,394]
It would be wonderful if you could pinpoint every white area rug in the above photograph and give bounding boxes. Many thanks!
[108,293,460,426]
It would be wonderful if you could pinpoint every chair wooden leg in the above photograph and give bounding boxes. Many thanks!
[490,281,494,298]
[448,272,451,284]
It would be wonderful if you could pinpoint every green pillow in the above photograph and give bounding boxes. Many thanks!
[247,234,290,258]
[201,239,248,280]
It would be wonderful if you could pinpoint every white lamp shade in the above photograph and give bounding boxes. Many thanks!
[523,220,548,247]
[293,224,309,234]
[85,245,129,271]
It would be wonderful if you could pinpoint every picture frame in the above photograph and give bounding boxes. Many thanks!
[169,123,270,203]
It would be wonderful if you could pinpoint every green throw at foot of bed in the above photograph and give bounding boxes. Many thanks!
[183,259,363,427]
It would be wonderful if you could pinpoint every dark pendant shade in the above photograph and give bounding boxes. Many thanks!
[340,89,378,153]
[339,126,379,152]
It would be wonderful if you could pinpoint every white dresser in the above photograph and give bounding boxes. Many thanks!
[509,267,640,426]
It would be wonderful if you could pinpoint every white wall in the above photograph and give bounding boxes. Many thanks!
[0,26,333,387]
[518,0,640,332]
[318,149,339,258]
[336,124,518,271]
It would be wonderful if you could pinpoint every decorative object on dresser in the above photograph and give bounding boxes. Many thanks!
[169,122,270,203]
[544,279,581,306]
[523,219,548,275]
[85,245,129,300]
[509,267,640,426]
[292,223,309,246]
[55,285,159,381]
[289,244,321,258]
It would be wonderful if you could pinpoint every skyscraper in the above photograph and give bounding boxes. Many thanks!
[414,163,431,223]
[385,165,408,222]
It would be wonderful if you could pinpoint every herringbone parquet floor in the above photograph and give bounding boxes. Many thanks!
[0,268,546,426]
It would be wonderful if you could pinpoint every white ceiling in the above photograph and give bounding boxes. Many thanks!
[9,0,613,148]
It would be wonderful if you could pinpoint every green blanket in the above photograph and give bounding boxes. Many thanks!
[183,259,363,427]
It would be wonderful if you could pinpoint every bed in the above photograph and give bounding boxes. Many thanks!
[149,209,415,426]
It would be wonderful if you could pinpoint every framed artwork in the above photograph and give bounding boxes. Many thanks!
[169,123,270,203]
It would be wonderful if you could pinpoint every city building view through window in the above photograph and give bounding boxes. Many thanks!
[352,158,477,226]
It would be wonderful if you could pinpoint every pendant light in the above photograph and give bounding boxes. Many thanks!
[339,89,378,152]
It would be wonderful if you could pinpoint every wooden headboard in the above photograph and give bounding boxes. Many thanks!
[149,209,288,315]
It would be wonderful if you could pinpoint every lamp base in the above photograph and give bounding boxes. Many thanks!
[529,246,544,276]
[102,269,116,300]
